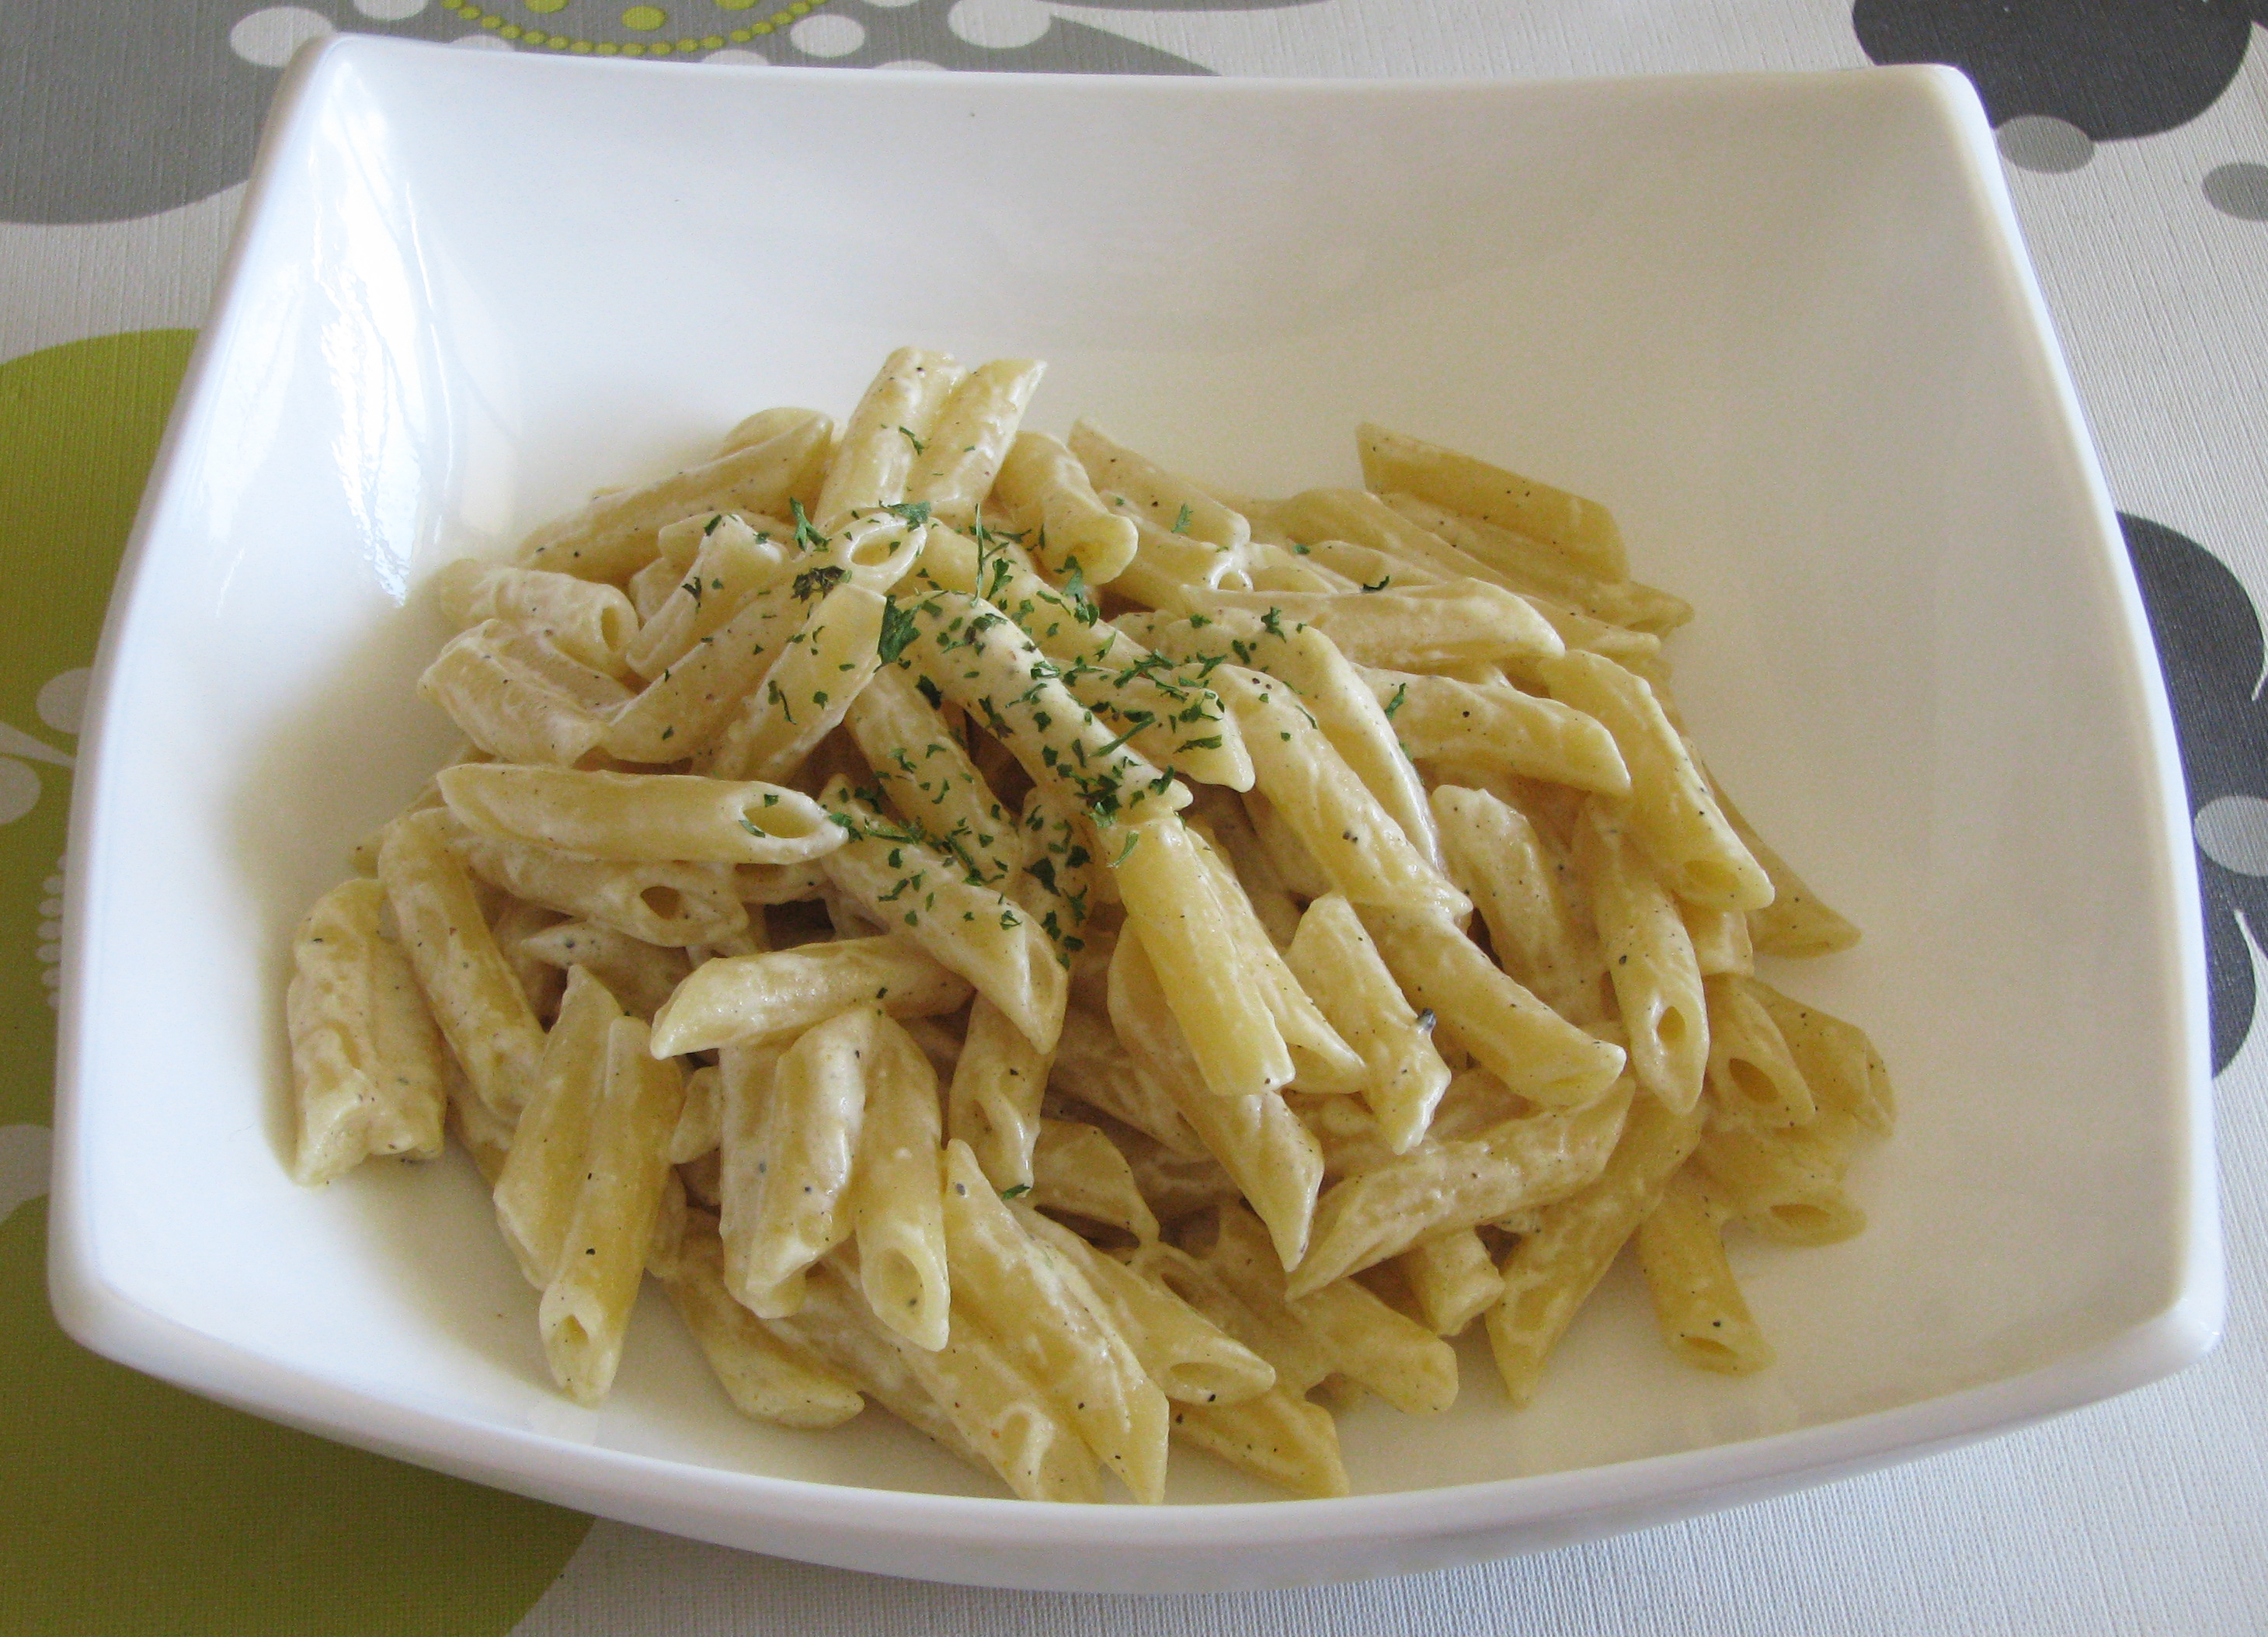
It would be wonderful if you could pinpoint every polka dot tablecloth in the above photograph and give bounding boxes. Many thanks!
[4,3,2266,1632]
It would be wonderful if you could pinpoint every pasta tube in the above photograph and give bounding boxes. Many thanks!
[1110,815,1294,1101]
[285,878,449,1184]
[818,778,1066,1052]
[1178,582,1561,671]
[1635,1169,1774,1375]
[1108,926,1323,1270]
[430,559,637,673]
[494,964,622,1285]
[1358,905,1626,1108]
[1018,1208,1272,1406]
[845,662,1020,888]
[538,1014,684,1404]
[716,1013,869,1316]
[941,1139,1172,1503]
[1355,422,1627,581]
[1261,624,1442,871]
[1029,1117,1160,1244]
[848,1011,952,1351]
[1171,1391,1348,1500]
[1539,651,1770,912]
[624,514,798,679]
[1209,664,1468,918]
[378,809,545,1119]
[992,429,1139,584]
[1367,668,1629,797]
[437,764,840,864]
[519,410,833,581]
[647,935,973,1056]
[1394,1229,1506,1337]
[450,829,748,948]
[1291,1082,1633,1295]
[812,347,965,529]
[1431,784,1609,1024]
[659,1211,866,1427]
[418,619,629,767]
[1573,798,1709,1112]
[897,589,1188,829]
[1485,1093,1704,1406]
[698,580,888,784]
[948,996,1053,1191]
[1069,419,1250,553]
[904,356,1045,527]
[1284,894,1452,1153]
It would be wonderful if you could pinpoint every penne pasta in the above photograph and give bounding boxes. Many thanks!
[1028,1117,1160,1244]
[1108,926,1324,1270]
[1573,798,1709,1113]
[1292,1083,1633,1295]
[1355,421,1627,581]
[418,619,629,768]
[812,347,965,530]
[948,996,1054,1191]
[1635,1168,1775,1375]
[519,410,833,582]
[285,878,450,1184]
[648,934,973,1056]
[1111,815,1296,1101]
[1539,651,1770,912]
[659,1211,867,1427]
[715,1013,868,1317]
[430,559,638,674]
[1069,419,1251,554]
[904,356,1046,527]
[437,764,840,864]
[287,353,1891,1499]
[1284,893,1452,1153]
[378,809,546,1120]
[538,1014,684,1403]
[1358,904,1626,1108]
[1431,784,1610,1025]
[818,778,1067,1052]
[993,429,1140,585]
[495,964,623,1285]
[1369,668,1629,798]
[1018,1208,1272,1406]
[1393,1229,1507,1337]
[1486,1093,1704,1406]
[941,1140,1172,1503]
[847,1011,953,1350]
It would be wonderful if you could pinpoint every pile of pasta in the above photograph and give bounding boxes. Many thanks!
[286,347,1892,1504]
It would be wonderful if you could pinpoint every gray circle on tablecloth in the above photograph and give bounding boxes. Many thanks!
[35,669,89,735]
[2203,162,2268,221]
[791,12,867,56]
[2199,794,2268,876]
[0,761,38,827]
[1996,114,2095,173]
[228,5,334,67]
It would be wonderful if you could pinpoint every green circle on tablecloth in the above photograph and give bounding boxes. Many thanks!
[0,329,590,1635]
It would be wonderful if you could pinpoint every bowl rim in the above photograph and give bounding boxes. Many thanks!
[45,33,2223,1565]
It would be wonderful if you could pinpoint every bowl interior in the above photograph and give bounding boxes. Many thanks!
[61,45,2201,1510]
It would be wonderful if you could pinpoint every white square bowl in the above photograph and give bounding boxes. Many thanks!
[50,39,2219,1592]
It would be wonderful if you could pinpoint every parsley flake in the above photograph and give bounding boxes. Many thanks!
[792,563,847,601]
[877,595,920,666]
